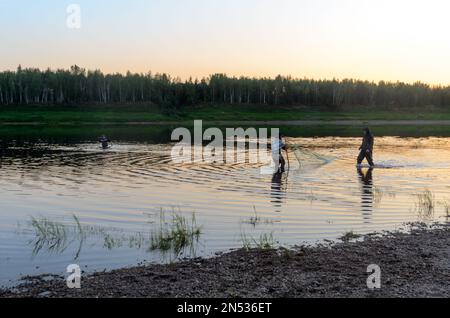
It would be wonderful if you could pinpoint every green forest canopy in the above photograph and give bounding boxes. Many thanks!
[1,65,449,109]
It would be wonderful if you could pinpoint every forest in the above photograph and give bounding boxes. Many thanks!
[1,65,450,110]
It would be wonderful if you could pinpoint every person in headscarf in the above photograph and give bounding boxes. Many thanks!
[272,133,287,173]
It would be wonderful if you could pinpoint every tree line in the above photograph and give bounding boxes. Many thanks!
[1,65,449,109]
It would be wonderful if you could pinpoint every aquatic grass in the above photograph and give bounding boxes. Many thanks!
[373,187,384,205]
[248,206,261,227]
[71,214,85,260]
[340,230,362,242]
[29,215,93,257]
[415,189,435,219]
[72,214,85,238]
[257,232,277,249]
[128,232,146,249]
[240,231,277,250]
[243,206,274,227]
[372,187,396,206]
[438,199,450,220]
[103,233,126,250]
[26,214,152,257]
[150,209,202,256]
[102,229,147,250]
[24,209,204,259]
[240,231,252,250]
[31,216,67,241]
[445,201,450,217]
[30,216,69,255]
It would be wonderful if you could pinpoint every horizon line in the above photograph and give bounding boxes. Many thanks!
[2,65,450,88]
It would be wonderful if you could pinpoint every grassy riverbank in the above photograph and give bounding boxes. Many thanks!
[1,104,450,124]
[1,223,448,298]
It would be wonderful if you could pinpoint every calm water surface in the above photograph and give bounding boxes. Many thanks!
[1,134,449,285]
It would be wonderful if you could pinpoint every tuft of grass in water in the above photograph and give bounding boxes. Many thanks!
[25,210,203,259]
[243,206,274,227]
[415,189,435,219]
[30,216,69,255]
[102,231,147,250]
[438,199,450,220]
[445,202,450,218]
[257,233,276,249]
[150,209,202,256]
[248,206,261,227]
[128,232,146,249]
[72,214,84,237]
[340,230,361,242]
[373,187,384,205]
[27,214,150,257]
[241,231,277,250]
[241,232,252,250]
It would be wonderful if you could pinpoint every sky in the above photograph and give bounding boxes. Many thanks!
[0,0,450,84]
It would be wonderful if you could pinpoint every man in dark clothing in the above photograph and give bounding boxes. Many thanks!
[357,127,374,167]
[99,135,110,150]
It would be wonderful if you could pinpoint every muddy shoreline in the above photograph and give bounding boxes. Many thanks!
[1,224,449,298]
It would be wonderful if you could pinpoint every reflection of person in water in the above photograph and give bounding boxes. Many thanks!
[270,171,286,213]
[357,167,373,223]
[357,127,375,167]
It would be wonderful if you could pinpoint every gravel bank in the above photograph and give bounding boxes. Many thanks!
[1,224,449,298]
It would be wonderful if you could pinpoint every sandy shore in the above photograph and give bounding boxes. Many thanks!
[1,223,449,298]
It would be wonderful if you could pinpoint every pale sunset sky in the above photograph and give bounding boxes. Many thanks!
[0,0,449,84]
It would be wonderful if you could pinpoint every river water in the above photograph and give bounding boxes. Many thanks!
[1,131,449,286]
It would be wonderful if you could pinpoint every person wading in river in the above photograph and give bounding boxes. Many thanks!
[357,127,375,167]
[99,135,110,150]
[272,133,287,173]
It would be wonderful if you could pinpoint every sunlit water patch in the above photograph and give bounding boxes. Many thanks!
[1,137,449,286]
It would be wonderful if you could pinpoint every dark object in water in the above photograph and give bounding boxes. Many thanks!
[98,136,110,150]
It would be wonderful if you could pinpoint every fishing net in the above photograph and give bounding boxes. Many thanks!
[289,144,333,168]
